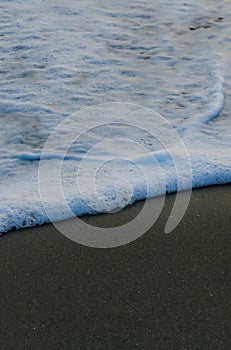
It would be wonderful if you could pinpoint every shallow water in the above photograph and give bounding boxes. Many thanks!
[0,0,230,233]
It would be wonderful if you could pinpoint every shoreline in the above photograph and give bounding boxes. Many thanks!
[0,185,230,349]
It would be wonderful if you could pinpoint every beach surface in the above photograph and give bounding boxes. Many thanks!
[0,185,230,349]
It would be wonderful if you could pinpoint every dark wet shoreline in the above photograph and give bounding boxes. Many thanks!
[0,185,230,349]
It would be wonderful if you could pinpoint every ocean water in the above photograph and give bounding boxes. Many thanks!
[0,0,231,233]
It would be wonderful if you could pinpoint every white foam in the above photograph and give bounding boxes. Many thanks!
[0,0,231,233]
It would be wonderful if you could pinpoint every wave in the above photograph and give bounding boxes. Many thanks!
[0,0,230,234]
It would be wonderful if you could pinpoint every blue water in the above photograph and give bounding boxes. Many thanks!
[0,0,230,233]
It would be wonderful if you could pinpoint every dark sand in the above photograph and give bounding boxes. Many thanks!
[0,185,230,349]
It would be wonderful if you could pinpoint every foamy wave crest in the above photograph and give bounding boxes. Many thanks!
[0,0,230,240]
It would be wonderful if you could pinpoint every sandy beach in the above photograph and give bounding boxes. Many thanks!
[1,0,231,348]
[0,185,230,349]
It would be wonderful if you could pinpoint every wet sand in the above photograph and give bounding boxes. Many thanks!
[0,185,230,349]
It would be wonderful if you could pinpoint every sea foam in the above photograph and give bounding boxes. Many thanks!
[0,0,230,233]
